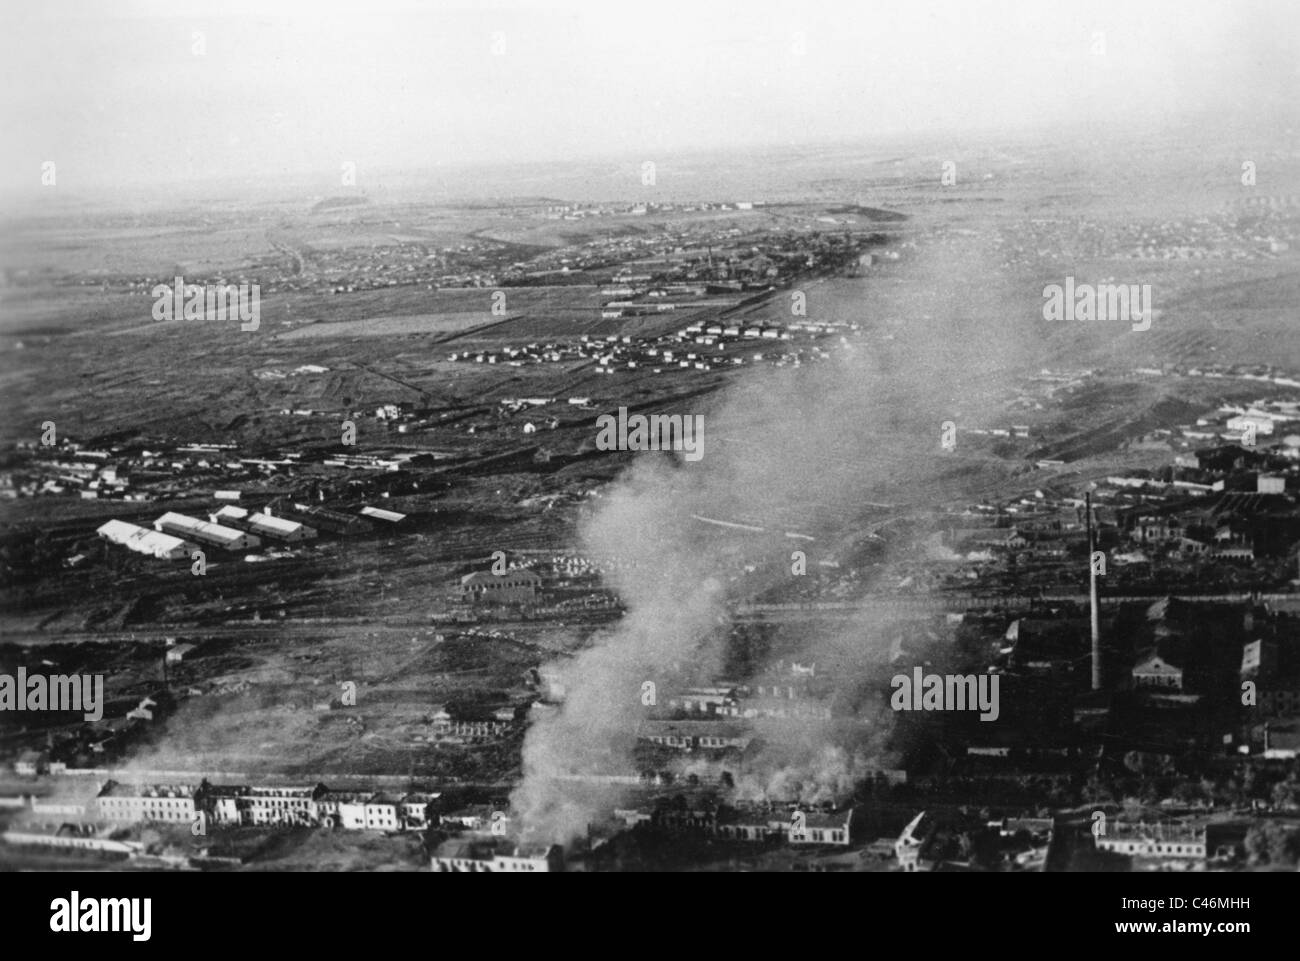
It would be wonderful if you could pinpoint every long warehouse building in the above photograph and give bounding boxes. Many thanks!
[97,519,195,560]
[210,505,317,542]
[154,511,260,550]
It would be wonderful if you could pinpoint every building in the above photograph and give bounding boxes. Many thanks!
[635,720,755,752]
[315,790,371,830]
[735,696,833,721]
[14,750,46,776]
[1226,414,1275,437]
[280,503,372,536]
[666,686,739,715]
[359,506,405,523]
[430,706,520,743]
[1262,721,1300,759]
[440,805,510,834]
[430,838,563,872]
[1132,638,1186,690]
[1094,820,1207,864]
[165,643,196,664]
[97,519,194,560]
[399,792,439,829]
[2,824,140,856]
[460,569,542,605]
[364,795,402,831]
[126,696,158,721]
[713,810,777,842]
[96,782,197,825]
[789,809,854,846]
[1258,475,1286,494]
[652,806,717,834]
[1258,686,1300,716]
[211,505,316,542]
[200,785,245,825]
[154,512,260,551]
[234,784,327,826]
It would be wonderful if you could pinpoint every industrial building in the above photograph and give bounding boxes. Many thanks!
[154,512,260,551]
[359,505,405,523]
[210,505,317,542]
[97,519,194,560]
[460,569,542,605]
[278,502,372,536]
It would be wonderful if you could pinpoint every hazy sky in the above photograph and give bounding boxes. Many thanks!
[2,0,1296,193]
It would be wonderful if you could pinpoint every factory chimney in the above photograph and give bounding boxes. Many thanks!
[1087,490,1102,690]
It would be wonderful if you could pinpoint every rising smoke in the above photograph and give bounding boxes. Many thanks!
[513,235,1036,842]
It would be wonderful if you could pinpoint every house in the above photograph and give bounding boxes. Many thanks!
[165,643,196,664]
[363,795,401,831]
[1132,639,1186,690]
[789,808,853,846]
[398,792,439,829]
[14,750,46,776]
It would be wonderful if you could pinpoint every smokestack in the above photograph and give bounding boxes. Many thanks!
[1087,491,1101,691]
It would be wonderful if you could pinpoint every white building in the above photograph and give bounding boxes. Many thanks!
[154,512,260,551]
[212,505,316,542]
[1226,414,1274,436]
[97,519,194,560]
[96,783,197,825]
[359,506,405,523]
